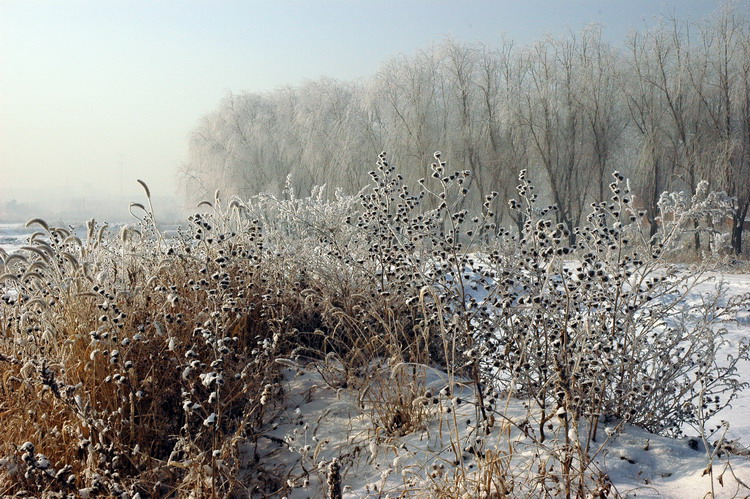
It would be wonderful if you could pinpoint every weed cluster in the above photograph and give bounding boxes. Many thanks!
[1,154,748,497]
[0,188,289,496]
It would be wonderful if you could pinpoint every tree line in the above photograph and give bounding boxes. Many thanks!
[179,5,750,254]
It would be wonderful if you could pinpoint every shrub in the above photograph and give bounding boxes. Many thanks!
[1,155,747,497]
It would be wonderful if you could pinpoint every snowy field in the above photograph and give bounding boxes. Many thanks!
[0,222,180,255]
[264,365,750,498]
[0,222,98,255]
[2,222,750,497]
[259,271,750,498]
[0,223,32,254]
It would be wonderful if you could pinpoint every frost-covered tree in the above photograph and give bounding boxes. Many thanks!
[178,5,750,253]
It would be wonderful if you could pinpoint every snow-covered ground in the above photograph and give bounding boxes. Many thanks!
[0,223,32,254]
[259,361,750,498]
[0,222,181,255]
[699,272,750,445]
[251,271,750,498]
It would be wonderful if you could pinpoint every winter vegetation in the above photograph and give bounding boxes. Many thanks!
[3,4,750,499]
[1,155,749,496]
[180,5,750,256]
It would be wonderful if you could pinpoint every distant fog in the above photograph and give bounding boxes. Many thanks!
[0,188,183,224]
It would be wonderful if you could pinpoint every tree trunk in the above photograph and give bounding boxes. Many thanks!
[732,213,746,255]
[732,201,749,255]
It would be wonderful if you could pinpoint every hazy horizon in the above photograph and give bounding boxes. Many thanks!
[1,0,739,222]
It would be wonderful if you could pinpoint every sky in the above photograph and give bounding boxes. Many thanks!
[0,0,738,220]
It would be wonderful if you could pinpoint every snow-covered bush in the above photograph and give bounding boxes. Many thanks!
[1,155,747,497]
[655,180,735,257]
[478,173,748,437]
[338,159,749,494]
[243,155,749,495]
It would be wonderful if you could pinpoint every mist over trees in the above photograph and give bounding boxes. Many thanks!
[179,5,750,254]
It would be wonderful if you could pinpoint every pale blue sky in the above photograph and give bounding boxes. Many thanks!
[0,0,736,210]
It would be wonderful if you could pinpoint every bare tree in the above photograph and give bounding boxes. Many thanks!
[177,4,750,256]
[575,26,626,202]
[624,29,678,239]
[517,34,591,242]
[692,6,750,254]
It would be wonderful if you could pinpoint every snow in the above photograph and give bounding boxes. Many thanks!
[0,223,30,254]
[690,272,750,443]
[0,222,182,256]
[246,270,750,498]
[253,363,750,498]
